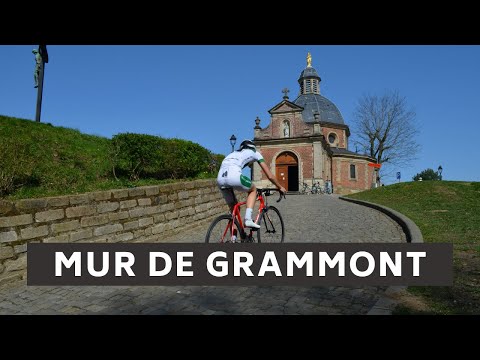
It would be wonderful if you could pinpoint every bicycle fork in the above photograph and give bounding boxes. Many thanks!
[260,209,277,235]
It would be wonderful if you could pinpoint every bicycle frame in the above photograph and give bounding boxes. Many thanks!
[228,191,267,241]
[207,188,284,244]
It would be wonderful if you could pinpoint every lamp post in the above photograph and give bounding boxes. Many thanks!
[229,134,237,153]
[438,165,443,180]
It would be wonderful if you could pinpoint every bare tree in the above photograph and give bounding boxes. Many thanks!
[351,90,420,181]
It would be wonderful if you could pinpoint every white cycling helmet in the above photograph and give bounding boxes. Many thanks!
[238,139,256,151]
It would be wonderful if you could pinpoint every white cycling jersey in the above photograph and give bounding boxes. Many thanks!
[217,149,265,203]
[219,149,265,171]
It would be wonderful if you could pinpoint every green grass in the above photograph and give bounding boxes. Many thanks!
[347,181,480,314]
[0,115,215,200]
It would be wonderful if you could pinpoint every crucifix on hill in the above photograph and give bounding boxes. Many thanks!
[33,45,49,122]
[282,88,289,100]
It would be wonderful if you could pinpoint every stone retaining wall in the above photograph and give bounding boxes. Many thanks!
[0,179,238,288]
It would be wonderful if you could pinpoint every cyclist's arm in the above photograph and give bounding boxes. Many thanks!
[259,161,286,194]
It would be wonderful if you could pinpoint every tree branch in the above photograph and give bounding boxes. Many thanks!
[352,90,420,171]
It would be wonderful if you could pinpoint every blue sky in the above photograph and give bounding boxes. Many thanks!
[1,45,479,183]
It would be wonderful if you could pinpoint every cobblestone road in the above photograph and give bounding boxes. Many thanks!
[0,195,406,315]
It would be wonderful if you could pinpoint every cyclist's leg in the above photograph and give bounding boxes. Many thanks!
[240,177,259,228]
[219,188,237,213]
[246,183,256,210]
[229,173,259,229]
[226,170,254,206]
[217,182,240,242]
[220,167,252,212]
[218,170,237,212]
[223,168,256,212]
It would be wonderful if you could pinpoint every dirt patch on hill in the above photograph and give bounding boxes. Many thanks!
[389,288,430,313]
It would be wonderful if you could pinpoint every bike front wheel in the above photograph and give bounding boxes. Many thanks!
[257,206,285,243]
[205,214,242,243]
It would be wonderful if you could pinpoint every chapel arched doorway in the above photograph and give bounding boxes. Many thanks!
[275,152,299,191]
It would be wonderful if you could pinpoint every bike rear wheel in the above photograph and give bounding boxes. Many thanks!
[205,214,243,243]
[257,206,285,243]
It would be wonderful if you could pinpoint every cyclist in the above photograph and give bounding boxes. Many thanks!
[217,139,286,229]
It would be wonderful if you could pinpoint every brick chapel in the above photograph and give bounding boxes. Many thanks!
[252,53,377,195]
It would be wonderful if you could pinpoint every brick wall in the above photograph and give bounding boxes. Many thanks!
[255,109,314,141]
[322,127,346,148]
[0,179,238,288]
[332,159,375,195]
[257,145,313,181]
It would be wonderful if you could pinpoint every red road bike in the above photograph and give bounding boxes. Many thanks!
[205,188,285,243]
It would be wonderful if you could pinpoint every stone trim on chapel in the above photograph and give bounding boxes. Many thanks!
[252,53,377,195]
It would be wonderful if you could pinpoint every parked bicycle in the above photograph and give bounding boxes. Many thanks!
[301,181,322,194]
[205,188,285,243]
[300,182,313,195]
[319,182,332,194]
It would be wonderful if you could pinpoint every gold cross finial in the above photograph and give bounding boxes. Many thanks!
[307,52,312,67]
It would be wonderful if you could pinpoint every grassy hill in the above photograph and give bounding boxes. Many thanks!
[0,115,215,199]
[347,181,480,314]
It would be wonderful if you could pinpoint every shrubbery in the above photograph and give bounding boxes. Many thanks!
[111,133,166,180]
[161,138,213,179]
[0,116,222,198]
[111,133,215,181]
[413,168,441,181]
